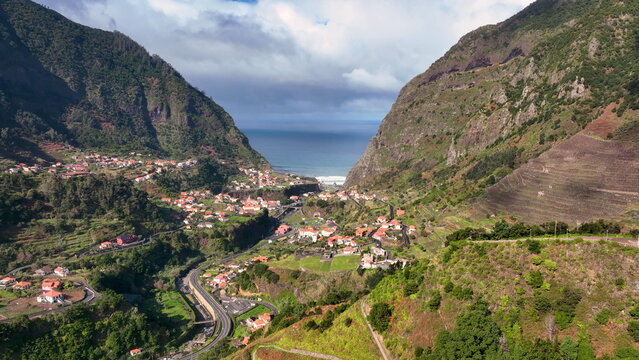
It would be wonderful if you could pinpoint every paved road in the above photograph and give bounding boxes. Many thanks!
[179,225,292,360]
[180,267,233,360]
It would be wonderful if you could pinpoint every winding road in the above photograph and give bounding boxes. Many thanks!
[178,220,292,359]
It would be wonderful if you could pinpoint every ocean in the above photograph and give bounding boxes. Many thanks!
[242,128,375,185]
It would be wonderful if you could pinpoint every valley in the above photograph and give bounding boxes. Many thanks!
[2,0,639,359]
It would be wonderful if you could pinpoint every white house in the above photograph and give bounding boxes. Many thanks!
[37,290,64,304]
[54,267,69,277]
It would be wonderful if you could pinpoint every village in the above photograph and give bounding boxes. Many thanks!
[2,150,416,354]
[0,265,92,322]
[5,152,311,191]
[188,188,414,347]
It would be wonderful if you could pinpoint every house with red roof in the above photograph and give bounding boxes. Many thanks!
[13,281,31,290]
[372,228,389,241]
[321,227,337,237]
[129,348,142,356]
[41,278,61,291]
[0,277,16,286]
[342,246,357,255]
[389,219,403,230]
[54,267,69,277]
[355,227,373,237]
[251,256,268,263]
[99,241,113,250]
[246,313,272,331]
[275,224,291,235]
[37,290,64,304]
[116,234,138,245]
[299,228,319,242]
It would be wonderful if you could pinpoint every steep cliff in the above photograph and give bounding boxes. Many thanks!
[0,0,265,165]
[346,0,639,224]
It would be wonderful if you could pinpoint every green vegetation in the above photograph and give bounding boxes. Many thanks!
[445,219,626,245]
[147,291,193,324]
[270,255,361,273]
[368,302,392,333]
[155,158,239,194]
[0,291,171,359]
[364,240,639,359]
[236,263,280,291]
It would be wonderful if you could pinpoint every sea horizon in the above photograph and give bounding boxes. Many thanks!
[241,127,376,185]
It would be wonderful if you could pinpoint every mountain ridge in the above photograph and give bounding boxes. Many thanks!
[345,0,639,225]
[0,0,265,166]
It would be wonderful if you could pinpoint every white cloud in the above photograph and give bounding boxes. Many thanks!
[343,68,402,92]
[35,0,535,127]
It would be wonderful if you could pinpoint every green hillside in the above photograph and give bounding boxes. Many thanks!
[0,0,265,165]
[346,0,639,225]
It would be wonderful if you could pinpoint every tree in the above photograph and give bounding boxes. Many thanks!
[555,287,582,329]
[368,302,392,333]
[525,239,543,254]
[444,280,454,293]
[427,301,502,359]
[533,293,552,313]
[427,291,442,311]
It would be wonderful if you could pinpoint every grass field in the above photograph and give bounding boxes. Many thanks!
[270,299,380,360]
[270,255,360,273]
[155,291,193,323]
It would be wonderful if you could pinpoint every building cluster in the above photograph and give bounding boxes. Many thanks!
[232,167,307,190]
[315,189,376,202]
[245,312,272,332]
[4,154,197,183]
[1,266,70,304]
[201,256,269,290]
[99,234,140,250]
[162,190,282,229]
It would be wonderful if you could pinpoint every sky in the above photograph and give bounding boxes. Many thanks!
[34,0,534,132]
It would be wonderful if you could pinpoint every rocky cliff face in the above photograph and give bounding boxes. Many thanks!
[0,0,265,165]
[346,0,639,224]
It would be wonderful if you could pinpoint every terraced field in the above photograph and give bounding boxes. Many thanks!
[484,132,639,225]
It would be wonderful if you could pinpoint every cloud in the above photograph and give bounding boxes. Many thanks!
[343,69,403,92]
[33,0,534,129]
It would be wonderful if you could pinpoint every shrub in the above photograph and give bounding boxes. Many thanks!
[525,239,543,254]
[555,287,582,329]
[427,291,442,312]
[533,294,552,313]
[595,309,610,325]
[525,271,544,288]
[531,255,543,265]
[542,259,558,271]
[629,305,639,319]
[444,280,454,293]
[404,281,420,296]
[452,285,474,300]
[628,321,639,342]
[344,317,353,327]
[616,346,639,359]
